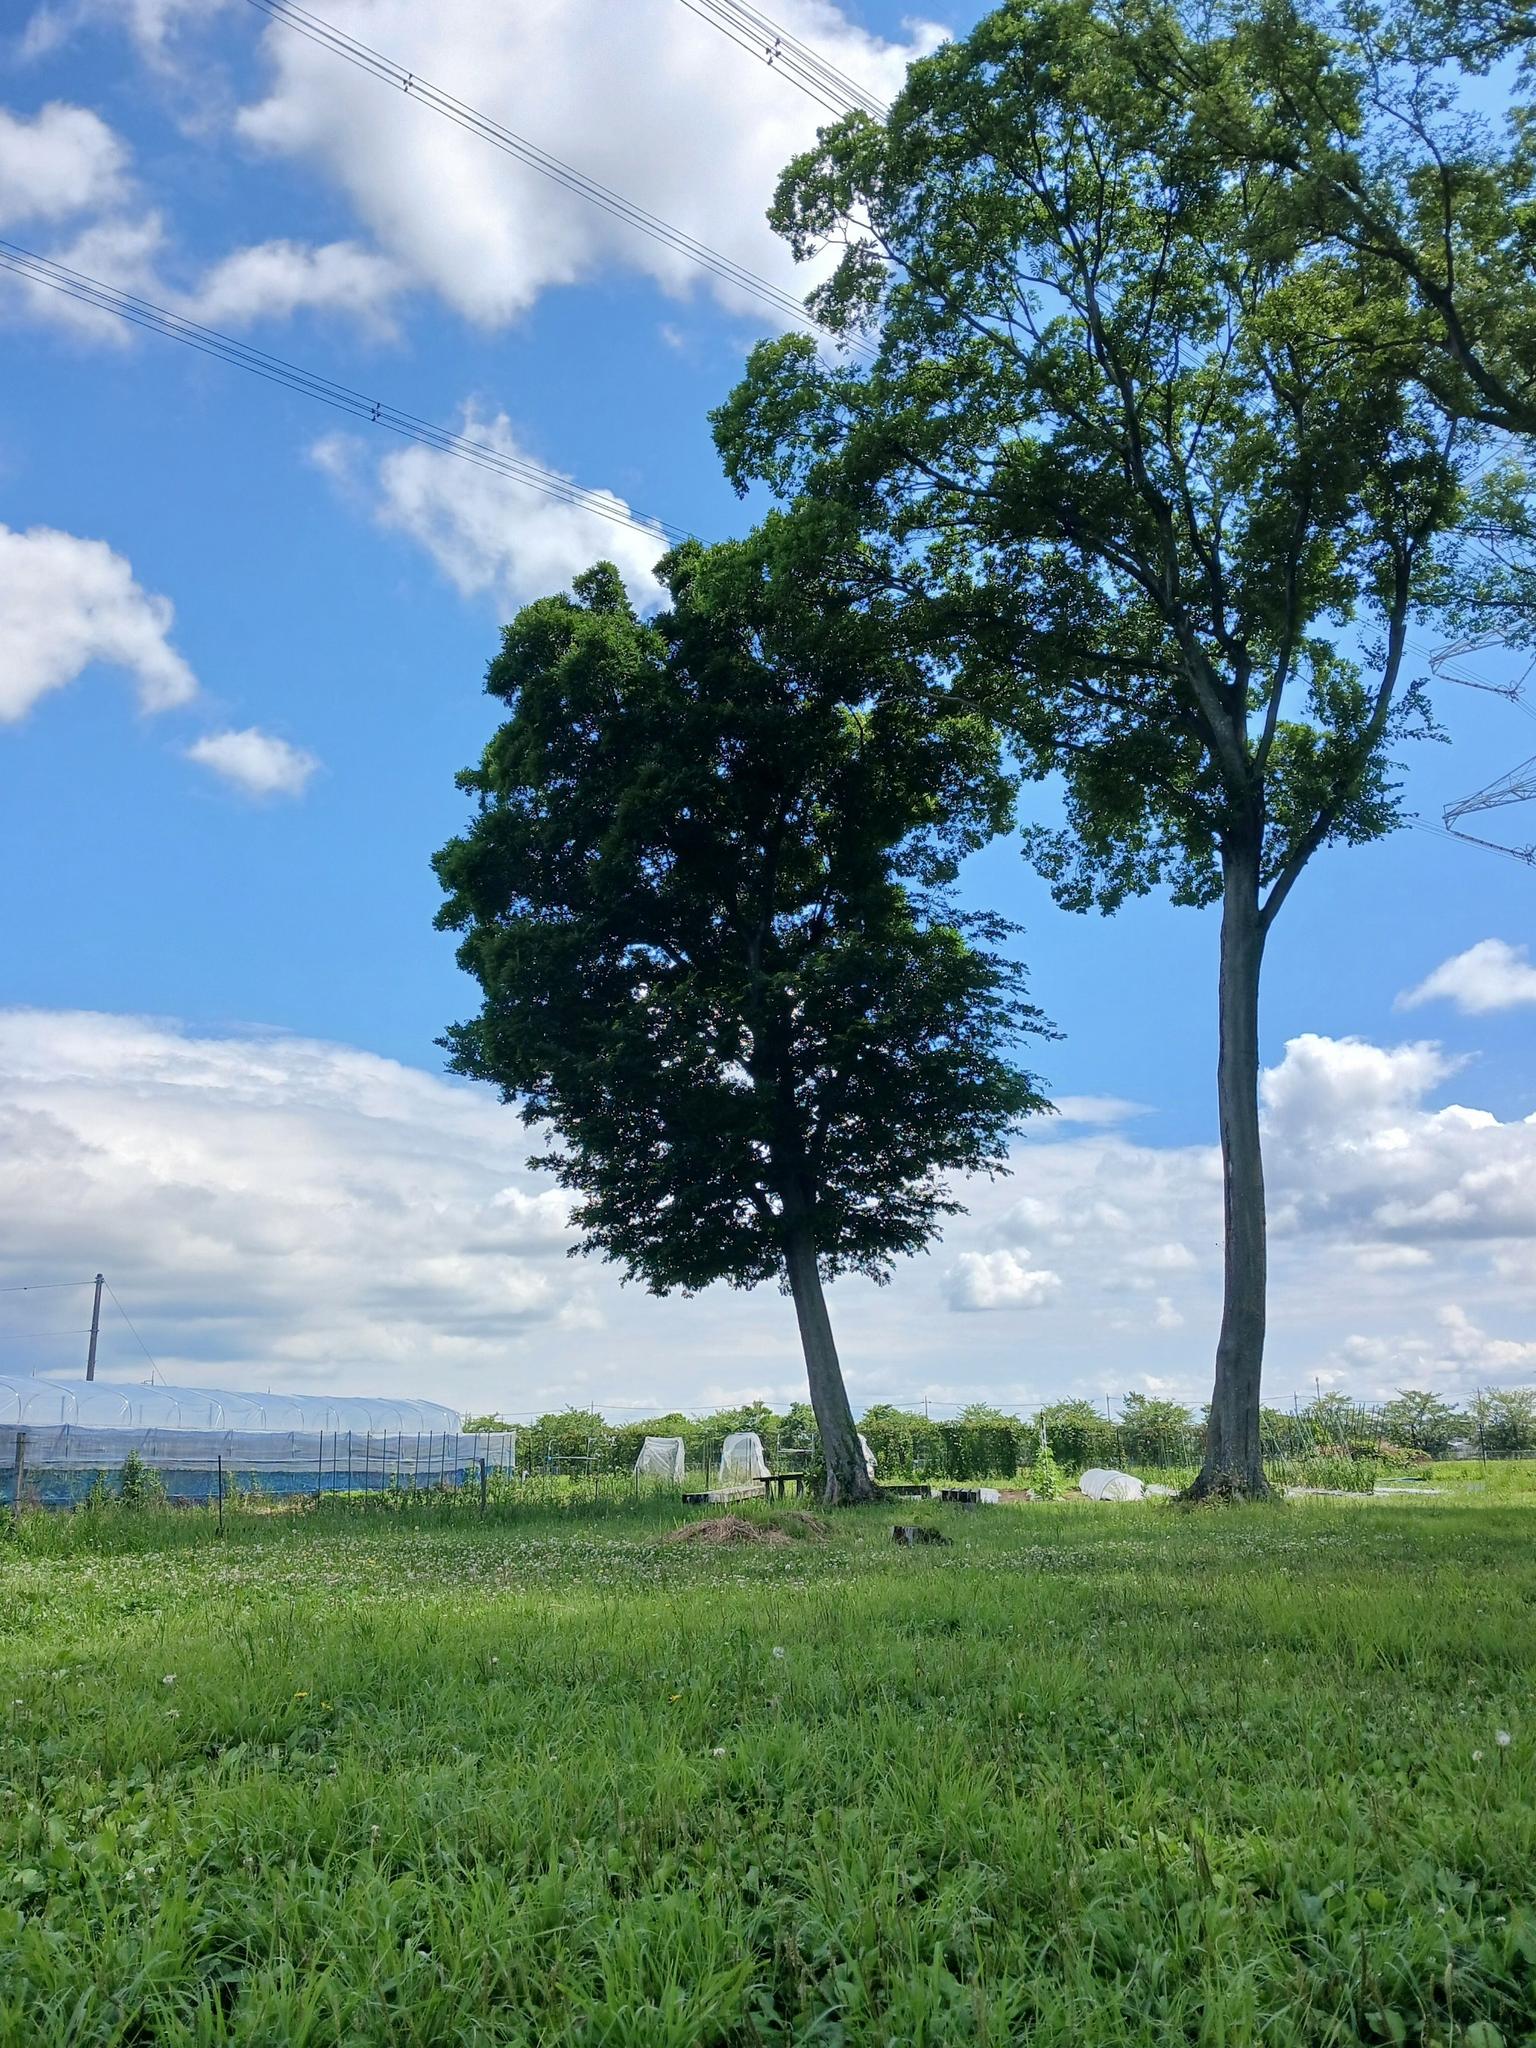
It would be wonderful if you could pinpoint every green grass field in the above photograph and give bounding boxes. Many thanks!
[3,1487,1534,2045]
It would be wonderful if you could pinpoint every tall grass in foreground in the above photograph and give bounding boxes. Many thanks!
[1,1497,1532,2045]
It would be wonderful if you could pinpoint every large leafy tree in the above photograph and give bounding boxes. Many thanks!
[1144,0,1536,437]
[712,0,1465,1496]
[1143,0,1536,645]
[433,537,1050,1504]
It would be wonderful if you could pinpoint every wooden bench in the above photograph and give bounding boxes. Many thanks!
[761,1472,808,1500]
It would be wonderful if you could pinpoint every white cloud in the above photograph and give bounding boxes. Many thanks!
[1,211,166,344]
[0,1013,1532,1416]
[0,1009,592,1405]
[3,204,405,343]
[0,101,128,227]
[1398,938,1536,1015]
[1045,1095,1150,1127]
[11,1,938,351]
[0,522,197,720]
[1261,1033,1536,1244]
[225,0,939,331]
[1127,1241,1197,1273]
[185,727,319,798]
[943,1248,1062,1312]
[312,412,669,613]
[183,237,405,332]
[18,0,225,64]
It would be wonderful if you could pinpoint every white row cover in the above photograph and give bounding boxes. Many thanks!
[716,1431,875,1485]
[1079,1467,1145,1501]
[0,1374,462,1435]
[718,1431,770,1483]
[633,1435,686,1483]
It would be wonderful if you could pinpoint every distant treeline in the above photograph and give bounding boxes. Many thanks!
[463,1388,1536,1479]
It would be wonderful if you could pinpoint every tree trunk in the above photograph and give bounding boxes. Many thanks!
[782,1215,880,1505]
[1190,837,1272,1501]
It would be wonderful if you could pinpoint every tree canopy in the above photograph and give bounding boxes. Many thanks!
[434,536,1051,1500]
[712,0,1468,1494]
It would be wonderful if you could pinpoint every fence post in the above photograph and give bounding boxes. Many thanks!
[479,1457,488,1516]
[216,1452,225,1536]
[10,1429,25,1528]
[316,1431,324,1506]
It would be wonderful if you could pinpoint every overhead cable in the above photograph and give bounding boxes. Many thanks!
[104,1280,163,1381]
[0,240,691,544]
[240,0,871,357]
[677,0,889,118]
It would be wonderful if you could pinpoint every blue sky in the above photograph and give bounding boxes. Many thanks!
[1,0,1532,1416]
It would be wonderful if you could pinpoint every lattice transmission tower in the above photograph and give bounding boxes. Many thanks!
[1430,636,1536,867]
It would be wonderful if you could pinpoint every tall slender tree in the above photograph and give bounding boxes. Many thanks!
[712,0,1465,1494]
[1142,0,1536,438]
[433,535,1050,1504]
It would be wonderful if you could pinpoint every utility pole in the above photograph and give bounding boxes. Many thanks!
[85,1273,104,1381]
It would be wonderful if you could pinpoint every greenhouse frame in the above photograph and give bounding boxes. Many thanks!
[0,1375,516,1507]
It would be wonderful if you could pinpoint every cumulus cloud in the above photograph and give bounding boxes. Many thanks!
[186,727,319,798]
[1262,1033,1536,1244]
[1398,938,1536,1015]
[0,1013,1532,1415]
[17,0,225,64]
[0,522,198,720]
[2,201,405,343]
[0,210,166,344]
[0,99,402,342]
[944,1248,1062,1313]
[9,0,941,353]
[0,1009,589,1403]
[183,237,405,332]
[0,101,128,227]
[227,0,939,330]
[312,414,668,612]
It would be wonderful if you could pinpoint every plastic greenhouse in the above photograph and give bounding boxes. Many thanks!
[0,1375,514,1507]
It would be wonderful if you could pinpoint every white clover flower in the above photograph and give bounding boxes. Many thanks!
[162,1674,176,1686]
[711,1746,727,1757]
[1473,1749,1484,1762]
[771,1647,786,1660]
[1496,1729,1512,1748]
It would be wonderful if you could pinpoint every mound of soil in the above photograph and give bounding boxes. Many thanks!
[664,1516,791,1546]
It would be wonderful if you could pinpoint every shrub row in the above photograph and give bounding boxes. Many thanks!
[462,1387,1536,1481]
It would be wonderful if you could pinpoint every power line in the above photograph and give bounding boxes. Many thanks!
[240,0,872,357]
[0,1280,92,1294]
[103,1281,162,1383]
[0,240,691,544]
[677,0,888,119]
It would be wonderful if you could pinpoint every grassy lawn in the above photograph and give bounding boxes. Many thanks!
[2,1491,1533,2045]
